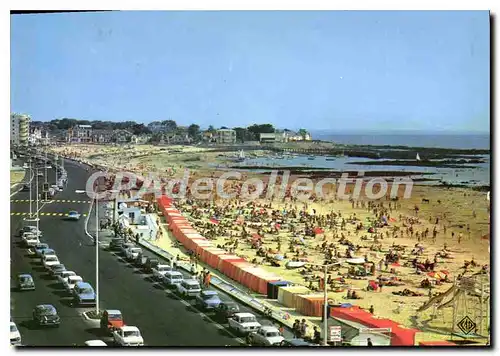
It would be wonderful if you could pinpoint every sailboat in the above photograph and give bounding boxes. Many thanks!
[236,150,245,162]
[416,153,421,161]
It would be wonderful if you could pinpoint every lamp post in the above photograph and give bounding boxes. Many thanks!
[306,262,339,346]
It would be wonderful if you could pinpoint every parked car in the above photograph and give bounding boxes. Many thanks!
[152,264,172,280]
[195,290,222,310]
[22,234,40,247]
[84,340,107,346]
[112,326,144,346]
[279,338,318,347]
[125,247,142,261]
[176,279,201,299]
[109,237,124,250]
[100,309,124,334]
[67,211,81,221]
[228,313,261,335]
[17,274,35,291]
[40,248,56,258]
[120,242,135,256]
[248,326,284,346]
[63,275,83,293]
[215,301,240,319]
[162,271,184,287]
[72,282,96,306]
[32,304,60,327]
[42,255,60,270]
[57,270,76,284]
[18,226,41,237]
[48,264,67,278]
[33,243,49,256]
[134,254,147,267]
[144,257,159,273]
[10,322,21,345]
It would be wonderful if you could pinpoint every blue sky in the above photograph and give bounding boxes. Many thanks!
[11,11,490,132]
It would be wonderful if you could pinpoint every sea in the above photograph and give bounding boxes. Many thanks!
[228,132,491,187]
[310,132,490,150]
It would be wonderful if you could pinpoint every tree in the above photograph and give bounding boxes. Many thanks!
[188,124,200,139]
[207,125,216,133]
[131,123,151,135]
[161,120,177,132]
[234,127,254,142]
[247,124,275,139]
[298,128,308,140]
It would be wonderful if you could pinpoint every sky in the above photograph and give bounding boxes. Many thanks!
[10,11,490,132]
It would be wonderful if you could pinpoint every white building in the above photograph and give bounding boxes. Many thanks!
[10,113,31,147]
[68,124,93,143]
[216,129,237,144]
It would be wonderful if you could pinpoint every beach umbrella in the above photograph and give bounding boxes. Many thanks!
[209,217,219,225]
[274,255,284,261]
[314,227,324,235]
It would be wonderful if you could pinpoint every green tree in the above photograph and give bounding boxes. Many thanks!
[234,127,254,142]
[161,120,177,132]
[188,124,201,139]
[298,128,308,140]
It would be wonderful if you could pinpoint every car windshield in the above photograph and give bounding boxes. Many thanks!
[10,324,18,332]
[69,211,78,215]
[171,275,182,280]
[80,287,93,294]
[37,244,48,250]
[19,276,32,283]
[203,294,218,300]
[240,317,256,323]
[54,265,65,270]
[108,313,122,320]
[39,306,56,315]
[186,283,199,290]
[130,248,141,253]
[46,256,58,261]
[266,331,280,337]
[124,331,139,338]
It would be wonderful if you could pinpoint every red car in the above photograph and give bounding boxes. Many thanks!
[100,309,124,334]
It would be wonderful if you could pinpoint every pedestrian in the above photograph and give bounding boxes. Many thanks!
[190,263,197,275]
[278,325,284,336]
[300,319,308,339]
[369,305,374,314]
[204,271,211,289]
[135,233,139,244]
[292,319,301,338]
[313,326,321,344]
[174,254,179,270]
[367,338,373,347]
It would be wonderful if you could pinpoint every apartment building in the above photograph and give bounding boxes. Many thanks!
[10,113,31,147]
[215,129,236,144]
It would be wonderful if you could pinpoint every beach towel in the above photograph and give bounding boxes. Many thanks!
[209,218,219,225]
[314,227,324,235]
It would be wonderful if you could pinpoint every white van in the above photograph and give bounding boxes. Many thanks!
[162,271,184,287]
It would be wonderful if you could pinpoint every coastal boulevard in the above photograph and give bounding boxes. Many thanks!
[10,156,293,346]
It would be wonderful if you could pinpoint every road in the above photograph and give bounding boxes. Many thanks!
[11,154,292,346]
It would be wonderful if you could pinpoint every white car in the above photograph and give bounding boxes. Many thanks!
[228,313,262,335]
[125,247,142,261]
[176,279,201,298]
[23,234,40,247]
[42,255,60,270]
[162,271,184,287]
[248,326,284,346]
[152,264,172,280]
[112,326,144,346]
[10,322,21,346]
[57,271,76,284]
[84,340,107,346]
[19,226,42,237]
[63,275,83,292]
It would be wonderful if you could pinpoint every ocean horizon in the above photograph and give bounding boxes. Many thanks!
[309,132,490,150]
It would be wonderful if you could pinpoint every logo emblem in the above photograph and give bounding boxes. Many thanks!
[457,316,476,335]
